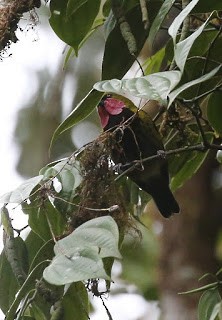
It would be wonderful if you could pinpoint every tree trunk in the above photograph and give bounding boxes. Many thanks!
[158,155,221,320]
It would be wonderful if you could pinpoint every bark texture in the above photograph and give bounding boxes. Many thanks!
[158,156,221,320]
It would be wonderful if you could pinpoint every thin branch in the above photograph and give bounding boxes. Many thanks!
[52,195,119,213]
[115,142,222,181]
[139,0,149,29]
[196,27,222,96]
[177,83,222,104]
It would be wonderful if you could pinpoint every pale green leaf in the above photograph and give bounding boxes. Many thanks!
[54,216,121,259]
[50,89,103,148]
[168,0,199,42]
[174,13,213,71]
[0,176,43,203]
[198,289,221,320]
[148,0,176,47]
[94,70,181,104]
[168,65,221,106]
[43,247,109,285]
[210,302,222,320]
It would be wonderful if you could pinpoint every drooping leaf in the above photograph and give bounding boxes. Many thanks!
[168,0,199,43]
[207,91,222,136]
[168,65,221,106]
[25,199,66,242]
[49,0,101,54]
[193,0,222,13]
[143,47,166,75]
[43,246,109,285]
[102,2,163,79]
[170,132,214,191]
[43,216,121,285]
[0,251,19,314]
[54,216,121,259]
[148,0,176,47]
[61,282,89,320]
[94,70,181,104]
[50,89,104,148]
[173,13,213,71]
[5,261,49,320]
[25,231,45,267]
[209,302,222,320]
[0,176,43,204]
[198,289,221,320]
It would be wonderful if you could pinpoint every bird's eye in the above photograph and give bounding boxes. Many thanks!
[99,94,112,107]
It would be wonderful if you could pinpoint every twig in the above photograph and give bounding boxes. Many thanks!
[196,27,222,96]
[52,195,119,213]
[115,142,222,181]
[139,0,149,29]
[177,83,222,103]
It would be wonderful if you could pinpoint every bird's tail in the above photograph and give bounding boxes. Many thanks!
[150,185,180,218]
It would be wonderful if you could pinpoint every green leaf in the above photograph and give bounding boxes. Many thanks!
[207,91,222,136]
[43,216,121,285]
[50,89,103,148]
[143,47,166,75]
[193,0,222,13]
[102,2,159,79]
[54,216,121,259]
[210,302,222,320]
[168,0,199,43]
[5,261,49,320]
[49,0,101,53]
[43,246,109,285]
[94,70,181,104]
[0,251,19,314]
[168,65,221,106]
[170,132,214,191]
[25,231,45,267]
[28,240,54,272]
[148,0,176,47]
[61,282,89,320]
[0,176,43,203]
[66,0,88,16]
[198,289,221,320]
[26,199,66,241]
[173,13,213,72]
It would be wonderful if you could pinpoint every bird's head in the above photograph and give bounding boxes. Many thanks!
[98,95,126,128]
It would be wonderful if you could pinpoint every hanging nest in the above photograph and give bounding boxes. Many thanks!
[0,0,41,53]
[69,131,132,233]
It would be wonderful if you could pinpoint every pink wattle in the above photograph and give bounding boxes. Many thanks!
[98,105,109,128]
[104,98,125,115]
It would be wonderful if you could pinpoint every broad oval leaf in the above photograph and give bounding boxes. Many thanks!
[198,289,221,320]
[50,89,103,148]
[168,65,221,107]
[61,282,89,320]
[54,216,121,259]
[94,70,181,104]
[102,2,163,79]
[169,132,214,191]
[207,91,222,136]
[0,175,43,204]
[148,0,176,47]
[43,216,120,285]
[49,0,100,53]
[43,246,109,285]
